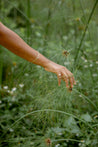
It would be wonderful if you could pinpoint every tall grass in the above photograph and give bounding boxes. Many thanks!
[74,0,98,68]
[0,0,98,146]
[26,0,31,40]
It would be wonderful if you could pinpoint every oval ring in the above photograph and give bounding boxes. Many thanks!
[58,73,61,77]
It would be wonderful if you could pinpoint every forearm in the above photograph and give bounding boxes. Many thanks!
[0,22,76,88]
[0,22,51,68]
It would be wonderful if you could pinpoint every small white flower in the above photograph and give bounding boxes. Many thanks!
[78,143,81,146]
[72,59,74,61]
[9,128,14,132]
[76,133,79,136]
[64,62,70,65]
[0,100,2,104]
[3,86,8,89]
[19,84,24,88]
[79,95,82,98]
[35,32,41,37]
[92,74,97,77]
[12,97,15,102]
[89,64,93,67]
[58,132,62,135]
[7,90,13,95]
[36,65,41,68]
[55,144,60,147]
[96,61,98,64]
[12,87,17,92]
[84,59,87,63]
[84,65,88,68]
[63,36,68,41]
[81,140,85,143]
[30,142,34,145]
[25,73,29,76]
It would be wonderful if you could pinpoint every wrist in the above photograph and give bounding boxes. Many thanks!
[44,61,57,73]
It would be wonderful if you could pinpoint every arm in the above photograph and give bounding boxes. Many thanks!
[0,22,76,88]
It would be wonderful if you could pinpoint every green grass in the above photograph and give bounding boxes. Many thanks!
[0,0,98,147]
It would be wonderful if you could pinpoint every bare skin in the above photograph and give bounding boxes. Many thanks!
[0,22,76,89]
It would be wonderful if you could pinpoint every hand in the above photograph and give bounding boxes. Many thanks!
[44,61,76,89]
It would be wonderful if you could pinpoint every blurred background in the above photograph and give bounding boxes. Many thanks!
[0,0,98,146]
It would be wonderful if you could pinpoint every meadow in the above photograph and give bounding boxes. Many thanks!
[0,0,98,146]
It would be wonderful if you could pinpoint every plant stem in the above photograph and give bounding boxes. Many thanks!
[43,0,52,55]
[72,0,77,49]
[26,0,31,41]
[0,61,3,92]
[74,0,98,68]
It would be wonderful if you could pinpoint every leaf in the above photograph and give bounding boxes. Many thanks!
[64,116,80,134]
[81,113,92,122]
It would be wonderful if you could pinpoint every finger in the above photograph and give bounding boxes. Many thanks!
[65,78,69,88]
[58,78,61,86]
[69,77,73,88]
[73,77,76,85]
[69,75,76,86]
[62,71,68,80]
[65,71,74,87]
[62,72,69,87]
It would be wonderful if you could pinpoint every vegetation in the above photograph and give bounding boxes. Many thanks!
[0,0,98,146]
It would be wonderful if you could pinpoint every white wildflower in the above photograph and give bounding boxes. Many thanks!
[64,62,70,65]
[72,59,74,61]
[7,90,13,95]
[84,59,87,63]
[25,73,29,76]
[78,143,81,146]
[3,86,8,89]
[96,61,98,64]
[55,144,60,147]
[58,132,62,135]
[81,140,85,143]
[92,74,97,77]
[9,128,14,132]
[30,142,34,145]
[81,56,85,60]
[7,90,11,93]
[63,36,68,41]
[19,84,24,88]
[89,64,93,67]
[12,97,15,102]
[12,87,17,92]
[76,133,79,136]
[37,65,41,68]
[0,100,2,104]
[79,95,82,98]
[35,32,41,37]
[84,65,88,68]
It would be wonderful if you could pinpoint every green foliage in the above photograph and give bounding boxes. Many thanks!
[0,0,98,147]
